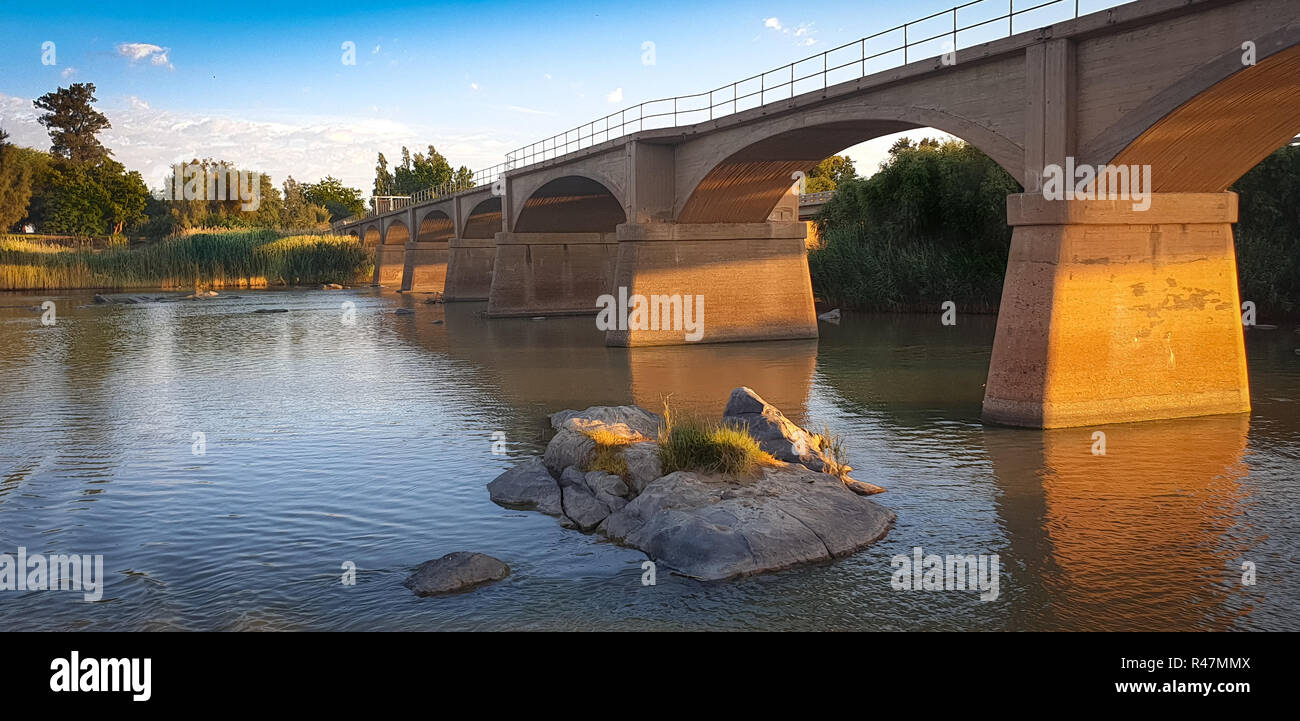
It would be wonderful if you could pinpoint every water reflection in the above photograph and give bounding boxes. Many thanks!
[0,290,1293,630]
[984,414,1254,630]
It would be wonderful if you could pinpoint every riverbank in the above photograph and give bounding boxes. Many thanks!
[0,230,373,291]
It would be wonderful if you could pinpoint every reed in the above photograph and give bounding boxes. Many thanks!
[0,231,373,290]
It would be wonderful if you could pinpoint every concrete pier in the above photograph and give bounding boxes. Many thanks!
[982,193,1251,428]
[486,232,618,317]
[606,221,818,346]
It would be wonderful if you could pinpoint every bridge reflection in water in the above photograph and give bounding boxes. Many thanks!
[983,414,1254,631]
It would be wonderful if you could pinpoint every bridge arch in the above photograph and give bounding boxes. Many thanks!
[362,225,380,246]
[461,197,503,239]
[383,219,409,245]
[675,104,1024,224]
[416,210,454,242]
[510,173,627,233]
[1103,42,1300,192]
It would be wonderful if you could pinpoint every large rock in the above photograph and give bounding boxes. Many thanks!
[603,464,894,581]
[486,458,563,516]
[403,552,509,596]
[622,442,662,495]
[722,386,831,473]
[584,470,628,499]
[543,429,597,475]
[549,405,661,438]
[560,481,610,531]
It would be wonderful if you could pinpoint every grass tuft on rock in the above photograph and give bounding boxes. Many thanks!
[579,428,636,478]
[657,398,776,478]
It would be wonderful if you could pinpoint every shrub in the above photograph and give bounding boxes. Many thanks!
[656,399,776,478]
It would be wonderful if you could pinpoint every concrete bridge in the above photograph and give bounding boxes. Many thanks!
[338,0,1300,429]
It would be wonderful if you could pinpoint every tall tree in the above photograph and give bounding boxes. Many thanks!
[0,128,35,231]
[33,83,112,165]
[373,153,394,197]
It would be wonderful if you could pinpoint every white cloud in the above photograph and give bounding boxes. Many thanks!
[0,91,527,193]
[372,45,381,54]
[764,18,816,47]
[60,67,77,79]
[543,73,552,80]
[605,87,623,103]
[469,82,479,91]
[117,43,173,69]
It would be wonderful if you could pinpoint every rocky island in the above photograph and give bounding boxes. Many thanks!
[488,387,895,581]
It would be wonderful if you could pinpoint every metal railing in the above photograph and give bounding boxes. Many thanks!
[350,0,1081,222]
[505,0,1078,167]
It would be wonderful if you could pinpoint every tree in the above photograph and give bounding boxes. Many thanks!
[806,155,857,192]
[91,159,147,234]
[0,128,35,231]
[303,176,365,222]
[373,153,394,197]
[282,176,330,230]
[33,83,112,165]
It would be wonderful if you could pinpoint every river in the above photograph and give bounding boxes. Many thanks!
[0,288,1296,630]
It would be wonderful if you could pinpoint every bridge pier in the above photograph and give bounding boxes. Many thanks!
[982,192,1250,429]
[400,241,449,292]
[605,221,818,346]
[373,245,405,287]
[442,237,496,301]
[486,232,618,317]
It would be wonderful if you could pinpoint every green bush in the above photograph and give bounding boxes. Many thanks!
[656,400,776,478]
[808,139,1020,312]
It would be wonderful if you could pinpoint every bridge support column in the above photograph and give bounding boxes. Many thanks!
[443,237,496,301]
[605,221,817,346]
[373,244,405,287]
[486,232,618,317]
[400,241,449,292]
[982,192,1250,428]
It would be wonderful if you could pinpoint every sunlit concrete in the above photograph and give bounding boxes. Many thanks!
[983,193,1250,428]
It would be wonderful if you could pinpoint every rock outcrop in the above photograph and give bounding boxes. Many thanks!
[486,391,894,581]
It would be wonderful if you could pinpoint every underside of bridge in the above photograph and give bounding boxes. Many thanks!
[372,220,408,287]
[443,196,501,301]
[487,176,624,317]
[400,210,453,292]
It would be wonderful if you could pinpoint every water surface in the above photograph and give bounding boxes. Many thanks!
[0,289,1296,630]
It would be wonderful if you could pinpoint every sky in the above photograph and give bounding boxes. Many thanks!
[0,0,1130,194]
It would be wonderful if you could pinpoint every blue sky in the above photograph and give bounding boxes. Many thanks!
[0,0,1129,192]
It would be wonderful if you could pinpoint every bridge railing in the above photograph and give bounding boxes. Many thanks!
[348,0,1084,225]
[505,0,1079,167]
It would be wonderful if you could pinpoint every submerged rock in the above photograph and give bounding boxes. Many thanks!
[394,308,415,316]
[403,552,509,596]
[818,308,842,323]
[323,283,344,290]
[252,308,288,314]
[93,294,112,304]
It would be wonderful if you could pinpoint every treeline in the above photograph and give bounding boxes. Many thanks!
[0,82,369,239]
[809,138,1019,312]
[808,138,1300,315]
[372,146,474,202]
